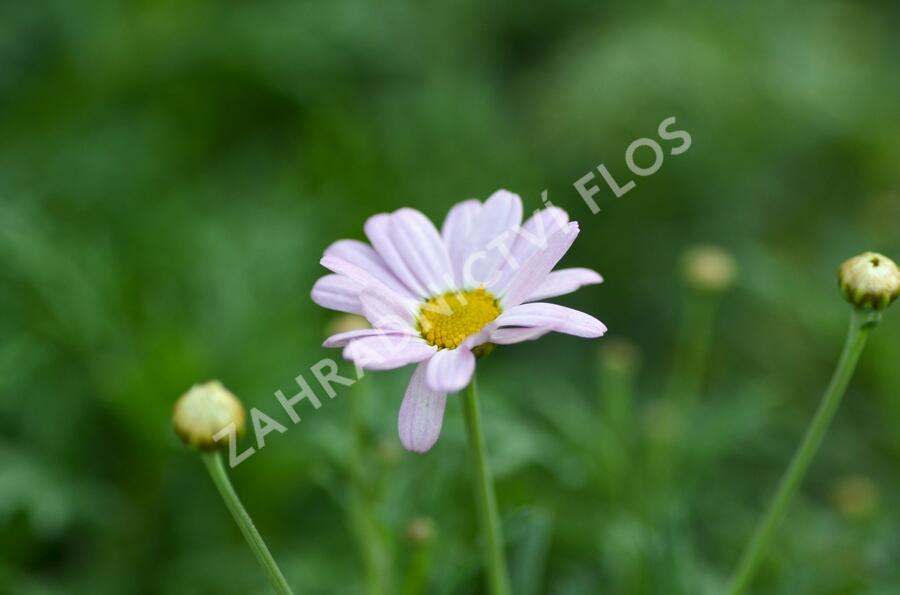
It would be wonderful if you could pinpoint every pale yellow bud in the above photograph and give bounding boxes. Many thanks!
[681,245,737,292]
[838,252,900,311]
[641,398,684,444]
[833,474,879,520]
[325,314,371,337]
[600,337,641,375]
[404,517,436,545]
[173,381,246,450]
[375,437,402,466]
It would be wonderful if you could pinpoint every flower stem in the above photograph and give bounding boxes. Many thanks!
[726,308,875,595]
[461,375,510,595]
[202,451,295,595]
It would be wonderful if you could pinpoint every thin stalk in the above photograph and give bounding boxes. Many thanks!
[597,344,639,493]
[726,308,874,595]
[461,376,510,595]
[202,451,295,595]
[401,540,434,595]
[347,378,391,595]
[599,344,638,443]
[666,288,720,407]
[646,290,721,492]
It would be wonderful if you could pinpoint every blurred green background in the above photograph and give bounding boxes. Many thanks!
[1,0,899,593]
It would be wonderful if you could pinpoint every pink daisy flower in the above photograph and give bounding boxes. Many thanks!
[312,190,606,452]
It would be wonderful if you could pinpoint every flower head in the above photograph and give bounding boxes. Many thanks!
[312,190,606,452]
[173,381,246,450]
[838,252,900,311]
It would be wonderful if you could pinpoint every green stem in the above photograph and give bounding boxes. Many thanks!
[348,379,391,595]
[202,451,295,595]
[726,308,874,595]
[667,288,720,407]
[401,541,433,595]
[461,376,510,595]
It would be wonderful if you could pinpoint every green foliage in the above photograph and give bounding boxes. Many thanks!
[1,0,899,593]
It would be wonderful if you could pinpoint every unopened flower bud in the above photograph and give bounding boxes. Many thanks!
[173,381,246,450]
[405,517,436,546]
[599,337,641,375]
[326,314,370,338]
[641,398,683,444]
[375,437,402,466]
[833,474,879,520]
[838,252,900,311]
[682,245,737,292]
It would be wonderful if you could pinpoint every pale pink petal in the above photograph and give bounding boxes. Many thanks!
[365,214,429,298]
[524,268,603,302]
[324,328,415,348]
[496,302,607,338]
[494,207,570,291]
[498,222,580,308]
[441,199,482,284]
[323,239,413,298]
[311,274,363,315]
[462,323,496,350]
[358,286,418,331]
[426,347,475,393]
[344,335,436,370]
[459,190,523,288]
[398,362,448,453]
[321,254,414,306]
[389,208,455,294]
[489,326,552,344]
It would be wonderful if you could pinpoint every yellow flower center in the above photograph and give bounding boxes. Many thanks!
[418,288,502,350]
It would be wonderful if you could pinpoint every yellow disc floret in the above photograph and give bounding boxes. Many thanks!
[418,288,501,349]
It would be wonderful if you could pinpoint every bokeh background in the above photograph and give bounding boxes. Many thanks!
[1,0,899,593]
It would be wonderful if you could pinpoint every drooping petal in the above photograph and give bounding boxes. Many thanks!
[322,239,413,298]
[496,302,607,338]
[359,286,417,331]
[389,208,455,294]
[441,199,482,285]
[489,326,552,344]
[499,222,580,308]
[426,347,475,393]
[458,190,523,288]
[323,328,415,348]
[311,274,364,315]
[524,268,603,302]
[365,213,429,298]
[344,335,436,370]
[398,362,448,453]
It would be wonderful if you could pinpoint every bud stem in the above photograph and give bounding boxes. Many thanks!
[347,379,392,595]
[401,534,434,595]
[726,308,874,595]
[202,452,295,595]
[461,375,511,595]
[667,287,720,408]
